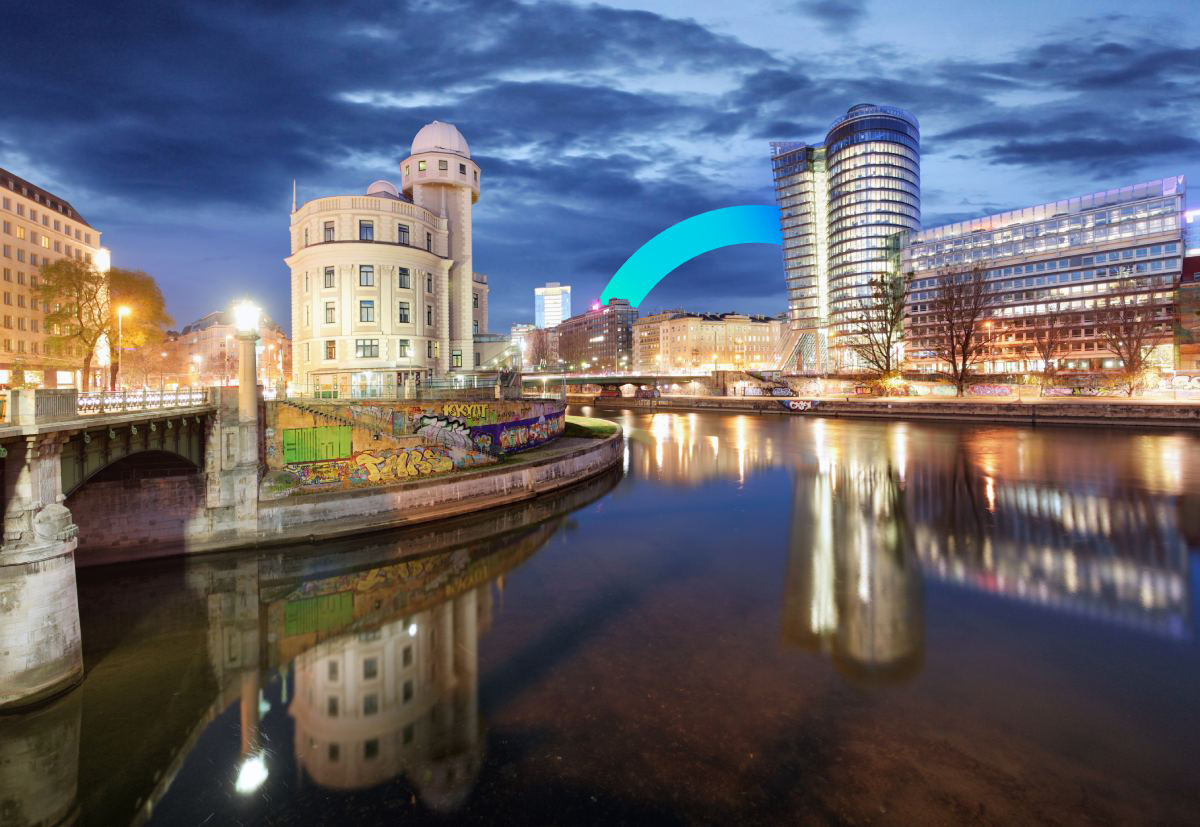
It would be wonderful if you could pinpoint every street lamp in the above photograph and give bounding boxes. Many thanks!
[232,301,261,424]
[116,305,131,390]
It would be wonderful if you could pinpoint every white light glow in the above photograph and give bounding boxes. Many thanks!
[233,300,261,334]
[407,622,418,637]
[235,754,268,795]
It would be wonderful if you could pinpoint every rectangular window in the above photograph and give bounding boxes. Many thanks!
[403,680,414,703]
[418,160,427,171]
[425,274,433,293]
[325,340,336,359]
[323,221,335,242]
[359,264,374,286]
[397,224,410,246]
[426,305,433,325]
[328,660,339,681]
[304,227,309,246]
[329,744,340,762]
[324,266,335,288]
[397,301,410,323]
[425,232,432,252]
[474,351,481,367]
[355,338,379,358]
[365,737,379,758]
[403,646,413,667]
[398,339,410,357]
[363,658,378,679]
[427,341,433,358]
[473,319,479,334]
[325,302,336,324]
[472,292,479,308]
[359,300,375,322]
[438,159,448,170]
[327,697,339,716]
[452,350,462,368]
[459,163,466,174]
[359,220,374,241]
[397,267,410,288]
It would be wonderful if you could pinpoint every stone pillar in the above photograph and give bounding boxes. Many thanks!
[0,435,84,710]
[234,332,261,536]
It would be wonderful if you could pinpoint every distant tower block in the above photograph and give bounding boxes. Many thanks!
[402,121,481,372]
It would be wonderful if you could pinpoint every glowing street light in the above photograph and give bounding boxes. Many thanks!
[115,305,131,390]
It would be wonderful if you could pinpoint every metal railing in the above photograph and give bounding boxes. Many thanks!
[75,388,211,416]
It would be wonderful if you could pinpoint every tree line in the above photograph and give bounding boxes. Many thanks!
[37,258,173,391]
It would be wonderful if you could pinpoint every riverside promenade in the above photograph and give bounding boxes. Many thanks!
[573,392,1200,429]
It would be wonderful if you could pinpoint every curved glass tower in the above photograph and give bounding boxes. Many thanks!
[771,104,920,372]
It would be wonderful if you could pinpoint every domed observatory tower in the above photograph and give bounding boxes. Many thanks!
[401,122,481,373]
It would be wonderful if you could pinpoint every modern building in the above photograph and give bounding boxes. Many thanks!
[288,121,484,396]
[632,311,783,374]
[166,309,291,387]
[556,298,637,372]
[0,167,108,388]
[534,282,571,329]
[904,176,1186,375]
[771,104,920,373]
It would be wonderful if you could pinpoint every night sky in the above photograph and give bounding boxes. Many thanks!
[2,0,1197,334]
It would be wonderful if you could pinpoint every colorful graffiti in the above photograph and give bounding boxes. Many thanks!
[287,445,470,490]
[968,384,1014,397]
[415,414,474,450]
[779,399,819,412]
[442,402,496,424]
[469,411,564,453]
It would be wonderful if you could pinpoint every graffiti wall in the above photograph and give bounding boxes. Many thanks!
[284,444,494,492]
[470,410,565,454]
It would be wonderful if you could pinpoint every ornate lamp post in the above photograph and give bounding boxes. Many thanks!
[232,301,261,425]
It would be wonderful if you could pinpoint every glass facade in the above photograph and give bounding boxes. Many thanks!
[904,176,1186,374]
[772,104,920,372]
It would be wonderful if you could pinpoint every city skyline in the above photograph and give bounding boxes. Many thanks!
[1,1,1197,335]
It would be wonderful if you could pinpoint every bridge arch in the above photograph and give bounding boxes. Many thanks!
[60,416,206,497]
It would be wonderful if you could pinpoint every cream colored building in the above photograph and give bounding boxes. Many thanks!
[288,121,483,396]
[166,309,291,387]
[0,167,108,388]
[633,312,784,373]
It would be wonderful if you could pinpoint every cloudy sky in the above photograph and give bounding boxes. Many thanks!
[2,0,1197,333]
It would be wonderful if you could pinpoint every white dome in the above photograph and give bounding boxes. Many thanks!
[366,179,399,197]
[411,121,470,158]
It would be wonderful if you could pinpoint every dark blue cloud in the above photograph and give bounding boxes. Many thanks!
[0,1,1195,333]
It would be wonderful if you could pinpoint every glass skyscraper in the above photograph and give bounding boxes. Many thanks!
[771,104,920,372]
[534,281,571,328]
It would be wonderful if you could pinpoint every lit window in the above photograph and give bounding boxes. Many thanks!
[325,340,336,359]
[398,339,410,357]
[418,160,427,171]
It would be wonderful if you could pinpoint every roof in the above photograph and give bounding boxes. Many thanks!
[0,166,93,228]
[411,121,470,158]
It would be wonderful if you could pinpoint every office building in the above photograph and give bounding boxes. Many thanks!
[904,177,1186,375]
[534,282,571,328]
[0,167,108,388]
[556,299,637,372]
[288,121,484,396]
[771,104,920,373]
[632,311,783,373]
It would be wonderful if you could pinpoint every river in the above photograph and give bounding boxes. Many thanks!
[2,408,1198,825]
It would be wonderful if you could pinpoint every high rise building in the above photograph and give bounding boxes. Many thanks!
[771,104,920,373]
[556,299,637,372]
[534,281,571,328]
[288,121,483,396]
[904,176,1186,375]
[0,167,108,388]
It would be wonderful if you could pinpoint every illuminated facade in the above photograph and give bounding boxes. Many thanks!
[534,281,571,329]
[0,167,108,388]
[904,177,1186,374]
[771,104,920,373]
[166,309,291,387]
[631,311,783,373]
[555,298,637,372]
[288,121,484,396]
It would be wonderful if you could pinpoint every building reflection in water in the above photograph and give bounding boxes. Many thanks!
[288,585,488,812]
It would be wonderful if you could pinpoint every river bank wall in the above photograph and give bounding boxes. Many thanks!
[573,394,1200,430]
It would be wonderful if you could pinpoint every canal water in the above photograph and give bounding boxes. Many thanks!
[3,408,1199,825]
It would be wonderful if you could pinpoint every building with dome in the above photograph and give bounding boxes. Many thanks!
[287,121,487,396]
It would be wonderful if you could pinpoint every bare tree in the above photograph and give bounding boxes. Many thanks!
[845,271,910,379]
[1094,279,1168,396]
[921,265,995,396]
[1028,314,1071,386]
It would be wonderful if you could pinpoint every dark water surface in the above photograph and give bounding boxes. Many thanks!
[4,408,1199,826]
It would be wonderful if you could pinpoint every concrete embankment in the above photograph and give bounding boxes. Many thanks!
[573,394,1200,430]
[75,430,624,563]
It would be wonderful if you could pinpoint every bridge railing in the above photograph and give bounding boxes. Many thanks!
[76,388,211,416]
[2,388,213,426]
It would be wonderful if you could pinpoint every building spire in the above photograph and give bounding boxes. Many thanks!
[291,179,297,213]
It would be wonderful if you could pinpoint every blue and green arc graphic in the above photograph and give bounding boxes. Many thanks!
[599,205,782,307]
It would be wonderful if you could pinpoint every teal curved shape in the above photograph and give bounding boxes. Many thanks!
[600,205,782,306]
